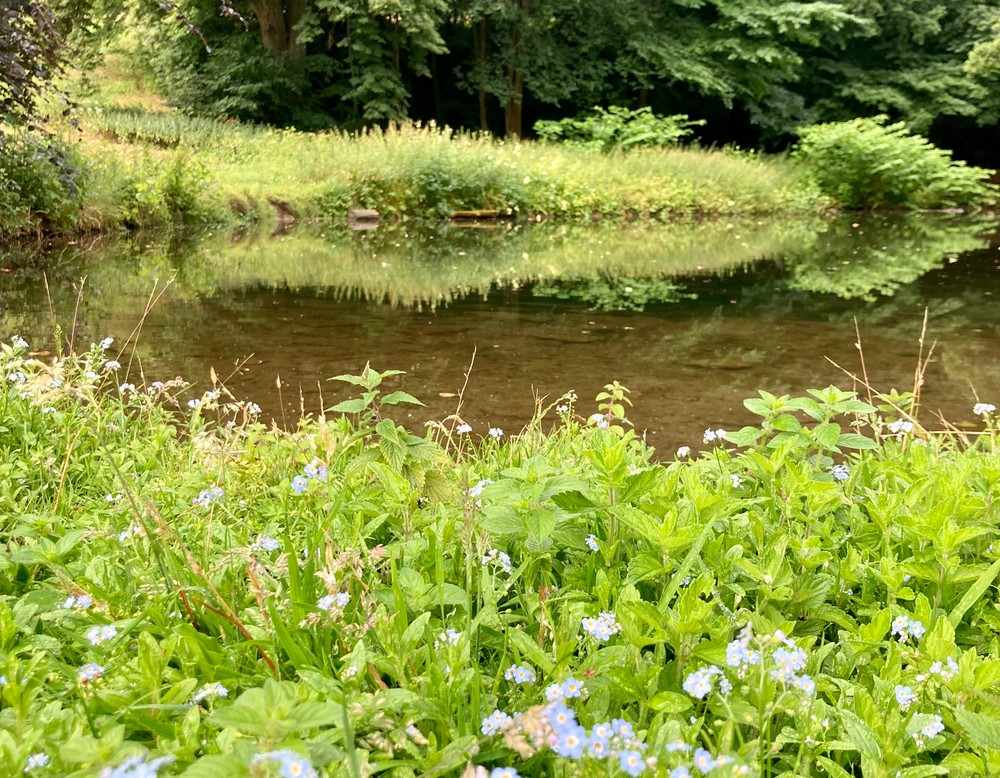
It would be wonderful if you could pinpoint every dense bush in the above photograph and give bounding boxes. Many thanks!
[0,132,84,233]
[793,117,998,209]
[2,340,1000,777]
[535,107,704,153]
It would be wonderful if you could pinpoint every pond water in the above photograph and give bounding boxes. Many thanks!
[2,213,998,453]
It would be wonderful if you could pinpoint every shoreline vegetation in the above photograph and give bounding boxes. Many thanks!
[2,343,1000,776]
[2,68,997,240]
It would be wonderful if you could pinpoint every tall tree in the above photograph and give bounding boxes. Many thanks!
[1,0,64,127]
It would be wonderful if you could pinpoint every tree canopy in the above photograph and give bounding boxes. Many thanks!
[10,0,1000,152]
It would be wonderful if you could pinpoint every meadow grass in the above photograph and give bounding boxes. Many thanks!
[70,111,826,227]
[2,338,1000,777]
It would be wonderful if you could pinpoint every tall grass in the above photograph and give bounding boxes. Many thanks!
[66,110,829,230]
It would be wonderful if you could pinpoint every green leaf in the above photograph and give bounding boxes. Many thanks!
[954,709,1000,751]
[814,422,841,449]
[181,755,250,777]
[839,709,882,759]
[328,398,370,414]
[649,691,693,713]
[816,756,851,778]
[949,557,1000,627]
[837,433,878,450]
[382,391,425,407]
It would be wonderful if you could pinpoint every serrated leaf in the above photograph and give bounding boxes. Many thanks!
[837,432,878,450]
[815,422,841,449]
[382,391,425,406]
[954,708,1000,751]
[328,398,369,414]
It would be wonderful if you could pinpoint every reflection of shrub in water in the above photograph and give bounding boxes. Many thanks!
[783,215,992,300]
[531,275,695,311]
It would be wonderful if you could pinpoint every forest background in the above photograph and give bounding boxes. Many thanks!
[6,0,1000,164]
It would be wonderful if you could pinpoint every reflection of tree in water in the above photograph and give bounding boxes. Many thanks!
[529,275,694,311]
[779,213,994,300]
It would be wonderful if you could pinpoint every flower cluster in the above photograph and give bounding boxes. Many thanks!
[482,547,513,574]
[888,419,913,436]
[191,683,228,704]
[894,684,918,710]
[78,662,105,685]
[193,486,224,507]
[504,664,537,685]
[726,626,815,696]
[291,458,329,494]
[254,536,281,552]
[481,709,515,735]
[25,753,49,770]
[581,611,621,642]
[973,402,996,416]
[891,615,925,642]
[252,750,317,778]
[683,666,725,699]
[86,624,118,646]
[63,594,94,610]
[436,628,462,648]
[912,714,945,747]
[545,677,584,700]
[585,534,599,552]
[703,428,727,444]
[830,463,850,481]
[926,657,959,681]
[469,478,493,498]
[99,754,175,778]
[488,427,504,439]
[318,592,350,614]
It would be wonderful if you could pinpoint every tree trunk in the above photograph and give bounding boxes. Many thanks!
[286,0,307,58]
[505,70,524,137]
[474,19,489,132]
[251,0,288,52]
[251,0,305,57]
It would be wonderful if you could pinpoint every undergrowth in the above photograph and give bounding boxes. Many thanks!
[1,338,999,777]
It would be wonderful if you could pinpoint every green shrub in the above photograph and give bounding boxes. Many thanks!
[535,106,704,152]
[0,131,85,233]
[793,116,998,209]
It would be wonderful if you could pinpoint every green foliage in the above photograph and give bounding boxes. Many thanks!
[793,117,998,209]
[534,107,704,152]
[0,131,84,233]
[2,341,1000,776]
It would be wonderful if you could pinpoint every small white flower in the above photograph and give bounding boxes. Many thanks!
[488,427,504,439]
[103,360,121,371]
[730,474,742,488]
[99,337,114,350]
[11,335,29,350]
[456,423,472,434]
[676,445,691,458]
[973,402,996,416]
[187,399,201,409]
[585,534,599,552]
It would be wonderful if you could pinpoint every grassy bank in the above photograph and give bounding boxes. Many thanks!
[78,110,827,225]
[1,68,831,238]
[2,339,1000,777]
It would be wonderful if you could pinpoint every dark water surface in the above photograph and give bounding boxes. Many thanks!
[2,214,999,453]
